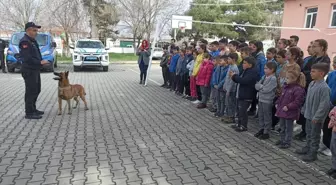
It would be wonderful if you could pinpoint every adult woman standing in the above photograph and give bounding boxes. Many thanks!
[137,40,151,84]
[248,41,267,116]
[249,41,267,79]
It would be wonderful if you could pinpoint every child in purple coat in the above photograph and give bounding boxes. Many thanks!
[275,70,306,148]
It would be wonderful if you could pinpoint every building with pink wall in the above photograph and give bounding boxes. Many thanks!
[281,0,336,58]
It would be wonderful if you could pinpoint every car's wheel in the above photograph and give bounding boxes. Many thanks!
[8,67,15,73]
[103,66,108,72]
[74,66,80,72]
[54,57,58,68]
[49,64,54,72]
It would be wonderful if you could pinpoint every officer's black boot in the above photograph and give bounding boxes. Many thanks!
[25,113,42,119]
[35,110,44,115]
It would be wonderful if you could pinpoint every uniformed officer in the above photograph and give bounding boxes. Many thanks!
[0,38,7,73]
[19,22,49,119]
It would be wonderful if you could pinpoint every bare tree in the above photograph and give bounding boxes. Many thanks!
[117,0,187,45]
[117,0,147,51]
[117,0,186,52]
[0,0,48,30]
[50,0,84,56]
[155,0,188,40]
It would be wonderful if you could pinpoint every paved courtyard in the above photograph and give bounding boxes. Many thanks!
[0,63,335,185]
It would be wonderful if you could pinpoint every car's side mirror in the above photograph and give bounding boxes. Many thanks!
[69,45,74,49]
[105,47,110,50]
[52,42,57,48]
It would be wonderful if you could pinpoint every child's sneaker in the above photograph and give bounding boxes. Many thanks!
[235,126,247,132]
[187,97,195,101]
[223,117,235,124]
[331,173,336,179]
[220,116,229,122]
[259,133,270,140]
[319,148,332,156]
[302,153,318,162]
[197,103,206,109]
[279,143,290,149]
[275,140,282,146]
[209,107,217,113]
[254,129,264,138]
[231,124,239,129]
[271,127,281,135]
[294,131,306,141]
[192,100,201,104]
[326,168,336,176]
[295,146,309,155]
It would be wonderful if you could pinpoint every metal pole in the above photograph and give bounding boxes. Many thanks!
[144,22,161,86]
[174,28,177,40]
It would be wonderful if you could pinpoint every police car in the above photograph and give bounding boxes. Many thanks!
[6,32,57,72]
[70,39,109,72]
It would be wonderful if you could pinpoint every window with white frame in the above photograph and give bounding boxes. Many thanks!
[330,5,336,27]
[305,7,318,28]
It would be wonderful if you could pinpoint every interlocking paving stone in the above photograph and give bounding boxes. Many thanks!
[0,64,335,185]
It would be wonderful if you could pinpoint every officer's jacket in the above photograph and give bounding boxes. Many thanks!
[19,34,42,70]
[0,39,6,52]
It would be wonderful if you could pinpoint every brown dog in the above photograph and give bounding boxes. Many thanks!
[53,71,89,115]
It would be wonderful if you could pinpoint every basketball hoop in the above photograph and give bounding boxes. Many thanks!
[179,26,186,33]
[178,21,186,33]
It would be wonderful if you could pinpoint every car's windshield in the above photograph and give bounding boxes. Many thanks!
[76,41,104,48]
[11,33,48,46]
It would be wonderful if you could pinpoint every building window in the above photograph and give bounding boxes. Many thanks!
[305,7,318,28]
[330,5,336,27]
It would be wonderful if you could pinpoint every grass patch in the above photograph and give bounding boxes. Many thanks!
[109,53,138,62]
[57,54,72,63]
[57,53,138,63]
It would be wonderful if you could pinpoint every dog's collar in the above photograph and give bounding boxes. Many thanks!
[59,86,71,90]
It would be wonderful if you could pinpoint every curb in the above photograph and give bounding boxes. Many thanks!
[112,61,160,64]
[58,61,160,64]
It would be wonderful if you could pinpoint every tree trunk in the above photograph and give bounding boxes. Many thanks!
[137,38,141,49]
[65,32,71,57]
[89,0,99,38]
[133,35,137,55]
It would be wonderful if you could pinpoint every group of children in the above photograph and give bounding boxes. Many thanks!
[157,37,336,179]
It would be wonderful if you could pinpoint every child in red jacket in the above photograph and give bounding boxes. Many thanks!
[196,53,214,109]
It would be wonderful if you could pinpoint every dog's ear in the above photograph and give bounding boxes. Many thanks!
[65,71,69,77]
[54,72,60,76]
[53,77,61,80]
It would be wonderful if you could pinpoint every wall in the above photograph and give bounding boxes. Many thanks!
[108,47,134,54]
[281,0,336,58]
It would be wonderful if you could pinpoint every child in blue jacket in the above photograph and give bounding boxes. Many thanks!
[169,47,180,91]
[213,55,229,117]
[179,47,194,97]
[209,56,221,112]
